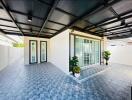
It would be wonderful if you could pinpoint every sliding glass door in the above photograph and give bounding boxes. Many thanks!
[70,35,100,68]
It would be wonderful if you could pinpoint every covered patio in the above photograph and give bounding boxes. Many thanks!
[0,0,132,100]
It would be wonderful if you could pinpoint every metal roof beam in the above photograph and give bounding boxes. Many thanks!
[108,6,132,35]
[109,7,119,18]
[0,0,24,36]
[0,29,18,42]
[4,31,51,38]
[48,20,66,26]
[0,17,59,31]
[95,25,130,33]
[55,8,77,17]
[37,0,52,7]
[0,6,44,20]
[71,26,102,37]
[0,17,42,28]
[36,0,78,18]
[52,0,121,37]
[85,8,132,30]
[105,30,131,36]
[86,19,115,35]
[0,5,67,27]
[2,28,54,34]
[38,0,60,36]
[88,13,132,32]
[108,33,132,39]
[84,16,117,30]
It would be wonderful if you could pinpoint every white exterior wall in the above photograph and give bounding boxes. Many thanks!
[24,36,50,65]
[0,45,23,71]
[108,45,132,66]
[49,30,70,74]
[23,30,105,74]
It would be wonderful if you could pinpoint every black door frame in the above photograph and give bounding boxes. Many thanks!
[29,40,38,64]
[40,41,47,63]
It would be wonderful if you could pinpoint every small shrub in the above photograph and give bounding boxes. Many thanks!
[73,66,80,73]
[103,50,111,65]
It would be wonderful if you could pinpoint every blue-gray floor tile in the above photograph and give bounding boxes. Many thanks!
[0,60,131,100]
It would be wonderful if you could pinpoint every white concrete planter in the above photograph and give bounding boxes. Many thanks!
[74,73,80,78]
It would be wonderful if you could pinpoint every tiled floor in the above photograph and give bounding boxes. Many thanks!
[79,65,108,80]
[0,60,132,100]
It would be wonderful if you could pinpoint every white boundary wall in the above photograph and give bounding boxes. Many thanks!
[0,45,23,71]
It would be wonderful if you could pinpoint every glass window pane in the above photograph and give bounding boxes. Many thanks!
[40,41,47,62]
[74,36,100,68]
[29,40,37,64]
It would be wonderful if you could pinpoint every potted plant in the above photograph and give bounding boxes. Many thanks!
[73,66,81,78]
[70,56,81,77]
[103,50,111,65]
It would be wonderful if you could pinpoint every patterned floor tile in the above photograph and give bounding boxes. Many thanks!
[0,60,131,100]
